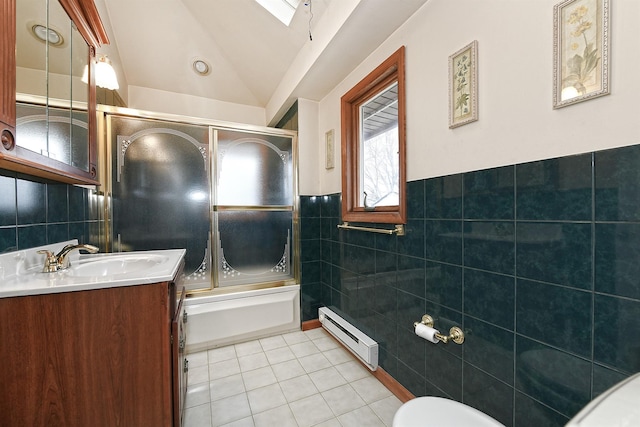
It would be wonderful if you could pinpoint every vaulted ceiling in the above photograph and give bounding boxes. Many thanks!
[92,0,428,123]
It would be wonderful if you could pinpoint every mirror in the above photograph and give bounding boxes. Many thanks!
[15,0,91,172]
[341,46,406,224]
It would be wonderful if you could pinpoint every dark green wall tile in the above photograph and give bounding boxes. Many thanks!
[396,289,425,334]
[464,221,515,275]
[463,363,514,427]
[593,364,630,398]
[595,223,640,300]
[464,166,514,220]
[47,184,68,223]
[396,361,426,397]
[300,195,321,218]
[464,316,514,385]
[425,261,462,311]
[515,336,591,418]
[18,225,47,248]
[69,185,86,221]
[425,219,462,265]
[300,217,320,240]
[426,174,462,219]
[516,155,592,221]
[516,279,592,357]
[464,269,515,330]
[514,392,569,427]
[47,223,69,244]
[424,345,462,401]
[397,255,425,298]
[397,219,424,258]
[375,315,397,357]
[0,174,16,226]
[301,239,320,262]
[516,222,592,290]
[17,179,46,225]
[594,294,640,373]
[406,180,424,219]
[595,144,640,221]
[397,327,426,378]
[0,227,17,253]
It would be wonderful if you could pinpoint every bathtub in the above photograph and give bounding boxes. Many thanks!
[184,284,300,353]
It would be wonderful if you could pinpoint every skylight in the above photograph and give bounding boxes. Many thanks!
[254,0,301,26]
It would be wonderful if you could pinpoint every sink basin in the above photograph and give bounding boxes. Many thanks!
[70,254,169,277]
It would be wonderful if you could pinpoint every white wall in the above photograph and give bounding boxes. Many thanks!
[297,99,321,195]
[309,0,640,196]
[128,85,267,126]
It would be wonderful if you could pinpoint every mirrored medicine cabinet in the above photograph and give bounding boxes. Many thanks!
[0,0,109,185]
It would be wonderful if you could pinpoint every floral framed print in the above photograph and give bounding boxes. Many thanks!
[449,40,478,129]
[553,0,610,108]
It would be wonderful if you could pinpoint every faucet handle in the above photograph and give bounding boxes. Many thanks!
[37,250,59,273]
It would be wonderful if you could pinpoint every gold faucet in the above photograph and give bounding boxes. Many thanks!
[37,244,99,272]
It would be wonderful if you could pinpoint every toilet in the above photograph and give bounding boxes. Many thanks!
[392,396,504,427]
[393,373,640,427]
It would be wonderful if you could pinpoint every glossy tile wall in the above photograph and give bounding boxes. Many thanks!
[0,169,100,253]
[299,144,640,427]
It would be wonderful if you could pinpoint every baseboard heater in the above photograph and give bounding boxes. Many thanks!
[318,307,378,371]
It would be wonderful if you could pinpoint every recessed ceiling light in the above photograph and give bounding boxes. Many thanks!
[32,24,64,46]
[254,0,301,26]
[192,59,210,76]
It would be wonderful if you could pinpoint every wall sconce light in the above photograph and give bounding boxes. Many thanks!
[82,55,119,90]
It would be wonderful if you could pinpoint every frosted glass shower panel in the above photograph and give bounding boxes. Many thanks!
[217,129,292,206]
[110,115,211,291]
[217,210,292,287]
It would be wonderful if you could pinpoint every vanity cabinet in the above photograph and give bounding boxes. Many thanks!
[0,267,187,427]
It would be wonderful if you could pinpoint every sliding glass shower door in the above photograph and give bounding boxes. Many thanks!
[107,112,297,292]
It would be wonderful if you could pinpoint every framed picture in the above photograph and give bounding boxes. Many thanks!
[553,0,610,108]
[448,40,478,129]
[325,129,335,169]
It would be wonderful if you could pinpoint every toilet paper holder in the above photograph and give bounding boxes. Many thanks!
[414,315,465,344]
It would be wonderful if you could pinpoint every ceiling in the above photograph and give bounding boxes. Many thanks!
[31,0,430,124]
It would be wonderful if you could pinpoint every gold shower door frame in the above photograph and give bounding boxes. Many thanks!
[97,105,300,295]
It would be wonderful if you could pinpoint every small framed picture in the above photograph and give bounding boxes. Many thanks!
[325,129,335,169]
[448,40,478,129]
[553,0,610,108]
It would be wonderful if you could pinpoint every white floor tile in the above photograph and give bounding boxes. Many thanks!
[334,360,370,382]
[350,376,392,404]
[235,340,264,357]
[299,353,333,373]
[283,330,310,345]
[183,402,212,427]
[188,364,210,385]
[253,404,298,427]
[313,337,341,352]
[210,373,246,402]
[259,335,287,351]
[271,359,306,382]
[220,416,255,427]
[309,366,348,392]
[185,382,211,408]
[242,366,277,391]
[279,374,319,402]
[303,327,329,340]
[208,345,237,363]
[210,358,241,380]
[289,394,335,427]
[311,419,342,427]
[187,350,209,368]
[368,395,403,427]
[246,383,287,414]
[238,352,269,372]
[338,405,385,427]
[265,346,296,365]
[323,347,354,366]
[290,341,320,358]
[321,384,366,416]
[211,394,252,426]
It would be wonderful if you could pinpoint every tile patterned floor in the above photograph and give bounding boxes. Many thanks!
[184,327,403,427]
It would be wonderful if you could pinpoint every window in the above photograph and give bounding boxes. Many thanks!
[341,46,406,224]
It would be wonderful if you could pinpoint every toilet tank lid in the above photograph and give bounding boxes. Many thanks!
[566,372,640,427]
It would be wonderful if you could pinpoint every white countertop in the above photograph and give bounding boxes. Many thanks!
[0,240,186,298]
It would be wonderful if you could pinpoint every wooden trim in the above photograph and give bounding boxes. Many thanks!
[340,46,407,225]
[58,0,109,48]
[302,318,414,403]
[0,0,16,138]
[0,151,100,185]
[301,319,322,331]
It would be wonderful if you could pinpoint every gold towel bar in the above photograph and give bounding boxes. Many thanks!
[337,222,405,236]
